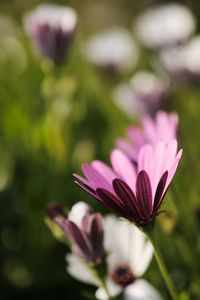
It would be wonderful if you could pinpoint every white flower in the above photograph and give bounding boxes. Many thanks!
[112,71,168,117]
[96,215,161,300]
[135,3,195,49]
[130,71,169,112]
[84,28,138,73]
[112,83,143,118]
[66,214,162,300]
[160,36,200,81]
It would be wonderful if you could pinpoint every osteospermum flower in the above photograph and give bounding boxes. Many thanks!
[112,73,168,118]
[49,201,105,264]
[66,215,162,300]
[74,140,182,225]
[135,3,195,49]
[160,36,200,83]
[117,111,179,162]
[130,71,169,114]
[24,4,77,63]
[84,27,138,74]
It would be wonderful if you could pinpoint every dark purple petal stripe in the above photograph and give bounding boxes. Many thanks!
[62,220,91,260]
[112,179,143,223]
[74,180,99,200]
[90,213,104,259]
[136,171,153,220]
[96,188,132,220]
[153,171,168,214]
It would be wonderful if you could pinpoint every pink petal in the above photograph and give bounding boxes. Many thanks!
[117,138,138,161]
[82,163,113,192]
[138,144,154,178]
[73,173,95,190]
[142,115,157,144]
[127,127,146,147]
[91,160,116,184]
[159,139,178,173]
[165,149,183,192]
[110,149,137,191]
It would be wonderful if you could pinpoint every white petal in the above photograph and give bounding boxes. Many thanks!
[104,215,153,277]
[95,278,122,300]
[66,254,100,286]
[68,201,91,227]
[117,220,153,277]
[124,279,162,300]
[104,215,127,267]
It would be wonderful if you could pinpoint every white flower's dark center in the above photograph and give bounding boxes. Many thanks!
[111,264,135,286]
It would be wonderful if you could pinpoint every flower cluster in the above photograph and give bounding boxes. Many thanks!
[33,3,185,299]
[47,108,182,299]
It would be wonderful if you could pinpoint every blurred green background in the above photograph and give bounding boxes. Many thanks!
[1,0,200,299]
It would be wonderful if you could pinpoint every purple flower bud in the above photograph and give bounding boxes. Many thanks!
[24,4,77,64]
[54,202,105,264]
[47,202,67,221]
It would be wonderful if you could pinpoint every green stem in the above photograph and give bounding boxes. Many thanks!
[91,264,114,300]
[143,225,179,300]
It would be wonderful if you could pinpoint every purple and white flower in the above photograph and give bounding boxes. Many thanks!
[24,4,77,63]
[160,36,200,82]
[49,201,105,264]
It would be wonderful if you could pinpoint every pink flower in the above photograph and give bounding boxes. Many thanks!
[74,140,182,225]
[49,202,105,264]
[117,110,179,162]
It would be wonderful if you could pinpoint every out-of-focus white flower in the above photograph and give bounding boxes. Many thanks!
[84,28,139,74]
[135,3,195,49]
[96,215,156,299]
[160,36,200,82]
[24,4,77,63]
[130,71,169,114]
[66,214,161,300]
[112,71,168,118]
[112,83,143,118]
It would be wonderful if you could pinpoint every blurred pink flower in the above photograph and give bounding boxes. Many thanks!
[24,4,77,63]
[74,140,182,225]
[49,202,105,264]
[117,111,179,162]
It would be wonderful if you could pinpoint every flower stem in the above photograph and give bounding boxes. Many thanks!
[142,225,179,300]
[92,264,114,300]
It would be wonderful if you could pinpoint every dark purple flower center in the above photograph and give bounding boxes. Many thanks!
[111,264,135,286]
